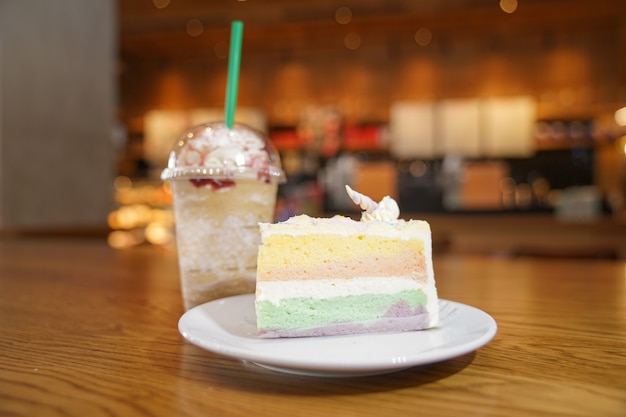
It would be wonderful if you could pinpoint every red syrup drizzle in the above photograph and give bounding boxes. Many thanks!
[189,170,272,189]
[189,178,235,190]
[257,170,272,184]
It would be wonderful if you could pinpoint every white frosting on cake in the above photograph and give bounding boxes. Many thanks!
[345,185,400,222]
[260,215,431,240]
[362,196,400,221]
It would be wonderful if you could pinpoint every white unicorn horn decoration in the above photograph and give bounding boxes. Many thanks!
[345,185,378,213]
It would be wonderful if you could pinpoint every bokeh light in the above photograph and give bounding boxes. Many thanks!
[615,107,626,126]
[335,7,352,25]
[344,32,361,50]
[152,0,170,9]
[500,0,518,14]
[186,19,204,37]
[414,28,432,46]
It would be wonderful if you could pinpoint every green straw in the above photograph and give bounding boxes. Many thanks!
[224,21,244,129]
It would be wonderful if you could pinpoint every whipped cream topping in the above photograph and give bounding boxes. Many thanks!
[345,185,400,222]
[161,122,286,184]
[177,124,269,170]
[361,195,400,221]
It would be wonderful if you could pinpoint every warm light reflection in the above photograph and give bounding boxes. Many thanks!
[108,178,175,249]
[152,0,170,9]
[213,40,228,59]
[558,88,576,107]
[335,7,352,24]
[186,19,204,37]
[145,223,173,245]
[500,0,518,13]
[515,183,533,209]
[163,180,172,196]
[547,189,561,208]
[344,32,361,50]
[108,230,144,249]
[108,204,174,229]
[409,160,427,177]
[499,176,516,197]
[615,107,626,126]
[414,28,432,46]
[113,175,132,191]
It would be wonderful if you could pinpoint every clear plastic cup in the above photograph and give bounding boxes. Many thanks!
[161,122,285,310]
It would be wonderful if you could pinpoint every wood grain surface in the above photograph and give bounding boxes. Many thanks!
[1,238,625,417]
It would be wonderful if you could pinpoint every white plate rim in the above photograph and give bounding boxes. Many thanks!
[178,294,497,377]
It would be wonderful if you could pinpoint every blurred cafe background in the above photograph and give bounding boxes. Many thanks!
[1,0,625,256]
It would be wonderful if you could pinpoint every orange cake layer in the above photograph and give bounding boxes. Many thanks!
[257,251,427,282]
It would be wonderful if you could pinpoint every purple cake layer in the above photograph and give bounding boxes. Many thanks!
[258,310,432,339]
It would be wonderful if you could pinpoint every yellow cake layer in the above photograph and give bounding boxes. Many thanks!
[259,234,424,265]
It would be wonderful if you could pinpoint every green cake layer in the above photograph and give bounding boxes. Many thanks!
[256,289,427,330]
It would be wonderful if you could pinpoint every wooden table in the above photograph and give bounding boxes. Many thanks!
[1,237,625,416]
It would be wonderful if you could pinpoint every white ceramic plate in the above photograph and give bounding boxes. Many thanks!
[178,294,497,377]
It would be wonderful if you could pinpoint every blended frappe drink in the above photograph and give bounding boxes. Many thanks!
[161,122,284,310]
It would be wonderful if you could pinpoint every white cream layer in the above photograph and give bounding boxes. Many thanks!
[256,276,439,325]
[260,215,432,240]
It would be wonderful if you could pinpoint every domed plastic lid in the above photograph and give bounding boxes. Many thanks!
[160,122,285,183]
